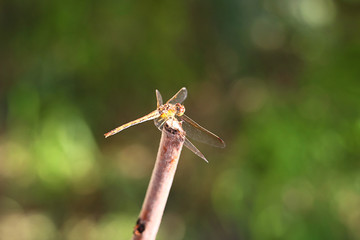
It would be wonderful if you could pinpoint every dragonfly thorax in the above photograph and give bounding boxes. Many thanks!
[158,103,185,119]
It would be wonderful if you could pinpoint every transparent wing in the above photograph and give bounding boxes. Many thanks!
[184,138,208,162]
[153,117,209,163]
[166,87,188,104]
[105,110,160,138]
[155,89,163,108]
[179,114,226,148]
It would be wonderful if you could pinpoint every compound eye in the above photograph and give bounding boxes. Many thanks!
[175,103,185,116]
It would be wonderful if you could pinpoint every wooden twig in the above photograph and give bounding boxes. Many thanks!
[132,119,185,240]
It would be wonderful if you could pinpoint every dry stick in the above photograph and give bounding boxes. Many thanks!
[132,119,185,240]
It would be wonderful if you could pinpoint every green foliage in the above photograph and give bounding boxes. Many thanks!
[1,0,360,239]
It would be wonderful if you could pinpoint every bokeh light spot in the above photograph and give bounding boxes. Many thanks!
[34,104,99,191]
[0,212,56,240]
[289,0,336,27]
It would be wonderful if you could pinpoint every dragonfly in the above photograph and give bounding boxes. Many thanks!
[104,87,225,162]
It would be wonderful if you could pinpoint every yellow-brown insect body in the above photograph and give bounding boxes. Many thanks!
[158,103,185,120]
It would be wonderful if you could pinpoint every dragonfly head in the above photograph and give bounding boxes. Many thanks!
[175,103,185,116]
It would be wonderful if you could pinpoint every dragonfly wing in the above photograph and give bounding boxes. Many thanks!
[184,138,208,162]
[153,118,208,162]
[156,89,163,108]
[166,87,188,104]
[180,114,226,148]
[104,110,160,138]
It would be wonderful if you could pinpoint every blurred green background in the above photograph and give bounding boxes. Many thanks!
[1,0,360,239]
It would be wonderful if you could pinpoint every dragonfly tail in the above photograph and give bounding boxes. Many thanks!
[104,110,160,138]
